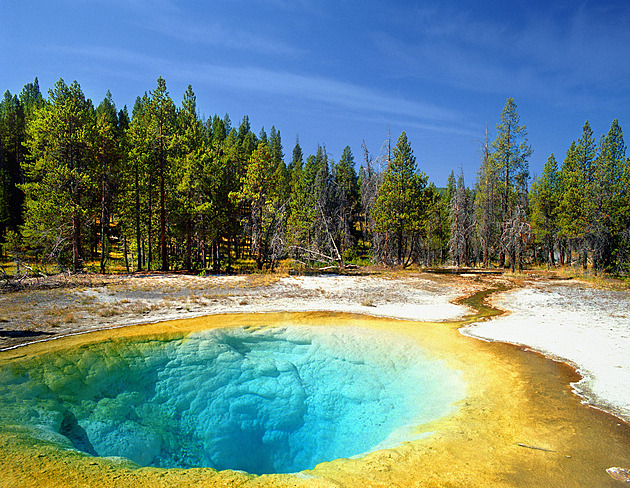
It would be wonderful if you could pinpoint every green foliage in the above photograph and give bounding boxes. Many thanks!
[490,98,532,268]
[373,131,429,267]
[557,122,597,250]
[235,143,285,269]
[530,154,559,264]
[21,79,96,272]
[94,91,124,273]
[592,119,626,270]
[286,148,316,255]
[0,168,10,230]
[8,76,630,276]
[492,98,532,216]
[0,90,27,236]
[334,146,359,251]
[530,119,630,274]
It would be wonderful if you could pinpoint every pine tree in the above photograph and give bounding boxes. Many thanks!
[238,115,257,156]
[203,126,243,271]
[0,91,26,241]
[22,79,96,272]
[235,143,284,269]
[492,98,532,215]
[333,146,359,253]
[592,120,626,271]
[94,91,123,273]
[491,98,532,267]
[269,126,289,200]
[373,131,428,267]
[289,136,302,173]
[530,154,559,265]
[620,153,630,272]
[19,78,44,118]
[286,138,316,263]
[148,77,176,271]
[209,114,228,146]
[558,122,596,269]
[171,85,205,270]
[123,94,152,270]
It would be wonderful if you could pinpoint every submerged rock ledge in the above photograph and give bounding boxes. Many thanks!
[0,324,463,475]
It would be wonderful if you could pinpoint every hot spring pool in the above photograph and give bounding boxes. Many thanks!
[0,324,464,475]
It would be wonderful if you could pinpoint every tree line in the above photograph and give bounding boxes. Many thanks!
[0,77,628,275]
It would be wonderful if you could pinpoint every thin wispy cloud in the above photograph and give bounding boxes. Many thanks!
[141,17,307,57]
[374,2,630,107]
[94,0,306,57]
[52,44,474,136]
[6,0,629,183]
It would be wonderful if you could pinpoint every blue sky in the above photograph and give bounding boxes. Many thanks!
[2,0,629,186]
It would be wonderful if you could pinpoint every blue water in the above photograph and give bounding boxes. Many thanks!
[0,325,464,475]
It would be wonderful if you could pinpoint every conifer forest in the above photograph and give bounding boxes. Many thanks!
[0,77,629,275]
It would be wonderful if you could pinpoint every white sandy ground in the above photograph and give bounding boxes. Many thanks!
[90,274,471,323]
[225,275,468,320]
[462,281,630,422]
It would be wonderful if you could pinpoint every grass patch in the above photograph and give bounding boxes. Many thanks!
[96,306,121,318]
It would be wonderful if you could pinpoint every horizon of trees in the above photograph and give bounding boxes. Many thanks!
[0,77,629,276]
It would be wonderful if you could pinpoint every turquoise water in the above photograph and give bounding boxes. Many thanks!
[0,325,464,475]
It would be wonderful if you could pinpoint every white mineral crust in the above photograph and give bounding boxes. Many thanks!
[462,282,630,422]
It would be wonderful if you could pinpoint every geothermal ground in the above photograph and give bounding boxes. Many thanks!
[1,270,629,427]
[0,271,477,351]
[1,270,630,487]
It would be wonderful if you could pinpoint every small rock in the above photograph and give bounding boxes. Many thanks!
[607,467,630,482]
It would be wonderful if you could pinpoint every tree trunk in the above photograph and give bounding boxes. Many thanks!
[148,182,153,271]
[160,154,168,272]
[184,218,192,271]
[72,214,81,273]
[123,234,130,273]
[135,164,142,272]
[582,246,588,271]
[100,175,108,274]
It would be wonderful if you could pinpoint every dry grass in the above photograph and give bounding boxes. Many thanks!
[538,265,630,290]
[43,305,67,317]
[96,306,121,318]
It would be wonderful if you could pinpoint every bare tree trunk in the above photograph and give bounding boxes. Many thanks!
[148,181,153,271]
[72,214,81,273]
[184,218,192,271]
[135,164,142,272]
[582,243,588,271]
[100,175,108,274]
[123,234,130,273]
[160,153,168,272]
